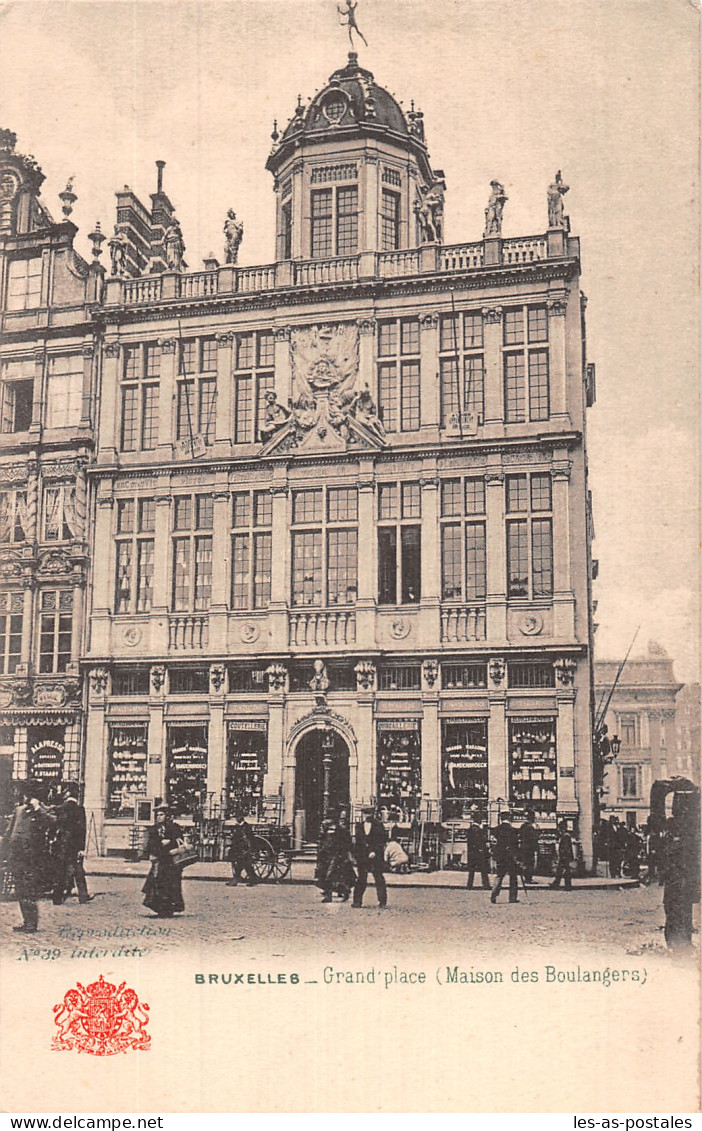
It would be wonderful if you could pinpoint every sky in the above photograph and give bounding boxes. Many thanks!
[0,0,698,681]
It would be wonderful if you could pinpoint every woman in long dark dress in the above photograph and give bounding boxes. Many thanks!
[142,804,185,917]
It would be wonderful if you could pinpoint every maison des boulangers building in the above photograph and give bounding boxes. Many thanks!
[0,52,599,864]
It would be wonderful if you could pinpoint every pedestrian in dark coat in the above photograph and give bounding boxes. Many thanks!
[2,781,55,932]
[608,817,625,878]
[352,806,388,908]
[550,821,574,890]
[142,804,185,917]
[227,811,258,886]
[519,810,540,884]
[490,814,520,903]
[52,782,92,905]
[316,813,356,902]
[465,816,490,890]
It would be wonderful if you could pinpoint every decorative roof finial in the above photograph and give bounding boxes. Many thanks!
[156,160,165,194]
[88,220,105,260]
[58,177,77,219]
[337,1,368,50]
[271,119,279,143]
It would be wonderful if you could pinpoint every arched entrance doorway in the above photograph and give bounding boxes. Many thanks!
[294,727,350,842]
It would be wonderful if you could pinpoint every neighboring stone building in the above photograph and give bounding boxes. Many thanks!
[594,642,683,825]
[673,682,700,783]
[1,49,600,863]
[0,129,104,813]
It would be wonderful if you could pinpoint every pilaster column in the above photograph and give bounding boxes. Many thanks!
[20,587,33,664]
[547,297,569,422]
[92,496,114,612]
[265,680,286,800]
[215,333,234,444]
[209,489,230,653]
[157,337,178,453]
[556,688,576,808]
[70,584,83,661]
[488,688,508,805]
[356,693,376,807]
[84,677,109,851]
[274,326,292,407]
[152,495,172,612]
[552,461,573,637]
[355,472,376,649]
[421,661,441,803]
[30,346,45,434]
[357,318,377,401]
[290,159,305,260]
[485,469,506,641]
[362,154,380,250]
[80,343,94,427]
[419,313,439,426]
[269,484,289,614]
[207,665,226,803]
[482,306,504,425]
[98,342,120,460]
[25,464,39,542]
[147,691,166,801]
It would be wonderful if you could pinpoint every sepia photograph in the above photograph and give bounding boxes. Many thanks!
[0,0,699,1115]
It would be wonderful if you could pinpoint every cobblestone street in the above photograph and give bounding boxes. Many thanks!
[2,873,696,965]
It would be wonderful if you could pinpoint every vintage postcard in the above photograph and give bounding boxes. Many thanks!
[0,0,699,1115]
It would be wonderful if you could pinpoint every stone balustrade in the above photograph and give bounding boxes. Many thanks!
[440,605,487,643]
[289,609,357,648]
[168,614,209,650]
[107,232,571,307]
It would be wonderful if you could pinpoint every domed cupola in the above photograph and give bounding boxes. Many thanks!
[267,53,444,261]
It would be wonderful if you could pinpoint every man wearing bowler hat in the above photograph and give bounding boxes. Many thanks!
[352,805,388,909]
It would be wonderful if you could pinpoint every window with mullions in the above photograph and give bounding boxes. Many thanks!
[233,331,275,443]
[1,360,34,433]
[6,257,42,312]
[43,484,77,543]
[440,477,486,601]
[310,185,359,258]
[377,319,421,432]
[442,663,487,690]
[439,312,485,428]
[171,495,213,612]
[120,343,160,451]
[115,498,156,614]
[508,661,555,689]
[377,483,421,605]
[38,589,73,673]
[506,473,553,598]
[46,355,83,429]
[291,486,358,607]
[176,337,217,446]
[0,490,27,543]
[381,189,400,251]
[503,306,550,423]
[0,591,23,674]
[231,490,273,610]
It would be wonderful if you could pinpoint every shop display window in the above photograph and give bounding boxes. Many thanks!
[441,720,488,819]
[376,722,421,820]
[166,724,208,818]
[508,718,557,814]
[107,725,148,818]
[226,723,268,817]
[27,726,65,796]
[441,663,487,690]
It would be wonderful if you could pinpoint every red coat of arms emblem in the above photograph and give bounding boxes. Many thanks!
[52,975,150,1056]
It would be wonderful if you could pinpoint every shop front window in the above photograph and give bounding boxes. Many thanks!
[226,723,268,818]
[166,725,208,819]
[107,725,148,818]
[376,722,421,821]
[441,720,488,819]
[27,726,65,796]
[508,718,557,815]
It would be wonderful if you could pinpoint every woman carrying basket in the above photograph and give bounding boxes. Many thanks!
[142,803,186,918]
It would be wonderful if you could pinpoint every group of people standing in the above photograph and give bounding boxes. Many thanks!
[464,810,575,903]
[1,780,93,933]
[316,806,388,908]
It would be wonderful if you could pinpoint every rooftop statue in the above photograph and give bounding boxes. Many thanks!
[108,226,129,277]
[338,1,368,49]
[224,208,244,265]
[547,170,570,229]
[164,218,186,271]
[415,176,445,244]
[484,179,507,237]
